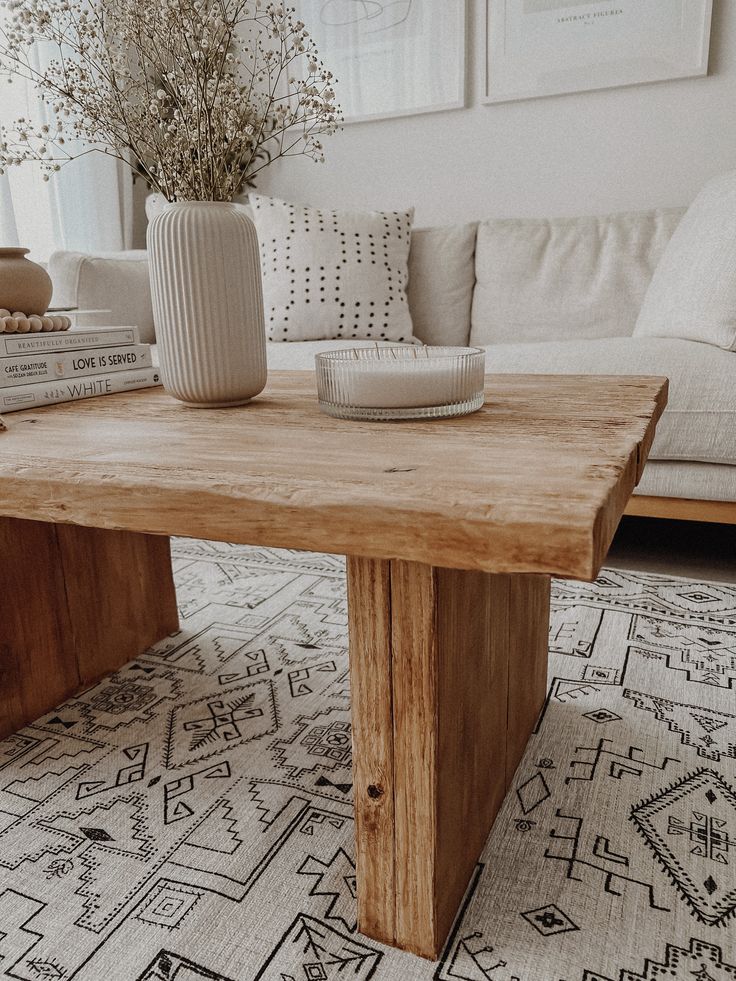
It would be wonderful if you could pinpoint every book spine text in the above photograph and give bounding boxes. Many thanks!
[0,326,140,356]
[0,344,152,387]
[0,366,161,412]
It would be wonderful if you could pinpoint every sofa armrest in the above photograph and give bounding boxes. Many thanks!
[48,250,155,345]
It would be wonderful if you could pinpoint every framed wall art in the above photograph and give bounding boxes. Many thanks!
[296,0,466,123]
[485,0,713,104]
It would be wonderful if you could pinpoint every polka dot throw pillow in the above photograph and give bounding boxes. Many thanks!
[249,194,416,343]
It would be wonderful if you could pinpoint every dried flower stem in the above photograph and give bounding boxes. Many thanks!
[0,0,341,201]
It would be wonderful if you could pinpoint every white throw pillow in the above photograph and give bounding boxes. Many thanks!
[249,194,415,343]
[634,171,736,351]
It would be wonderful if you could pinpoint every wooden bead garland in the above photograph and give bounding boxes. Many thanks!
[0,309,72,333]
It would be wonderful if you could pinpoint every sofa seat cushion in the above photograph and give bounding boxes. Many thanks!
[483,337,736,466]
[471,208,684,346]
[635,461,736,503]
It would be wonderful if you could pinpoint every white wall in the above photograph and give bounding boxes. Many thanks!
[250,0,736,227]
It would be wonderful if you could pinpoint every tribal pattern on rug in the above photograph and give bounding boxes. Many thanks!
[0,540,735,981]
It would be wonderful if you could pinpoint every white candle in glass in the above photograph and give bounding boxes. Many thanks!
[341,357,462,408]
[316,346,485,413]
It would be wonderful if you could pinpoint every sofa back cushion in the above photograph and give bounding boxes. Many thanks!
[635,171,736,351]
[407,223,477,346]
[470,208,685,346]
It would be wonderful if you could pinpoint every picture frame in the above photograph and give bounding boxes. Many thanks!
[296,0,466,124]
[485,0,713,105]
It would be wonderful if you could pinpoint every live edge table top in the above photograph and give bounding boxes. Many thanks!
[0,371,667,581]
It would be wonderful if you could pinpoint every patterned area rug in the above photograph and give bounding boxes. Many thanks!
[0,539,735,981]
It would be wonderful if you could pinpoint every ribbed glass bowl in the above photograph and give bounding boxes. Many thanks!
[315,346,486,421]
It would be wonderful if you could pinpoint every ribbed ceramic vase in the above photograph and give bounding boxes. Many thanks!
[147,202,267,407]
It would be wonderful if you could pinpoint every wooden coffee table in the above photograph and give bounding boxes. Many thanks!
[0,371,666,959]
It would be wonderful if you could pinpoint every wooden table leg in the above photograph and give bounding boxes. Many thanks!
[0,517,179,740]
[347,557,550,960]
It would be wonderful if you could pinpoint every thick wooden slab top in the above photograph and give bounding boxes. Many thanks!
[0,371,667,579]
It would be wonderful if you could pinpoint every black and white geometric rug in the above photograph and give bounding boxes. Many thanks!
[0,539,734,981]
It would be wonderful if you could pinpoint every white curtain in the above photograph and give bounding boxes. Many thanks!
[0,37,133,262]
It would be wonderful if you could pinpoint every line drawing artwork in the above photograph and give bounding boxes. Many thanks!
[319,0,414,33]
[298,0,463,121]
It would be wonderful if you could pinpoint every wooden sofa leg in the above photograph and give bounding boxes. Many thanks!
[625,495,736,524]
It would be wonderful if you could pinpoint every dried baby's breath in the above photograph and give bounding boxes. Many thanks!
[0,0,342,200]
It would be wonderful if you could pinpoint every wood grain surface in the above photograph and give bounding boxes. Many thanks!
[505,574,552,784]
[0,372,667,581]
[347,556,552,959]
[346,556,397,943]
[0,517,178,740]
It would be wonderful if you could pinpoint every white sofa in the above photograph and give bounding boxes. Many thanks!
[48,205,736,521]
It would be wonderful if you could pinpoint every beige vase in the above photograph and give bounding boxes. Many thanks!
[147,202,267,407]
[0,247,53,315]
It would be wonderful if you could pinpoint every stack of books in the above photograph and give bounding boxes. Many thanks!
[0,326,161,413]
